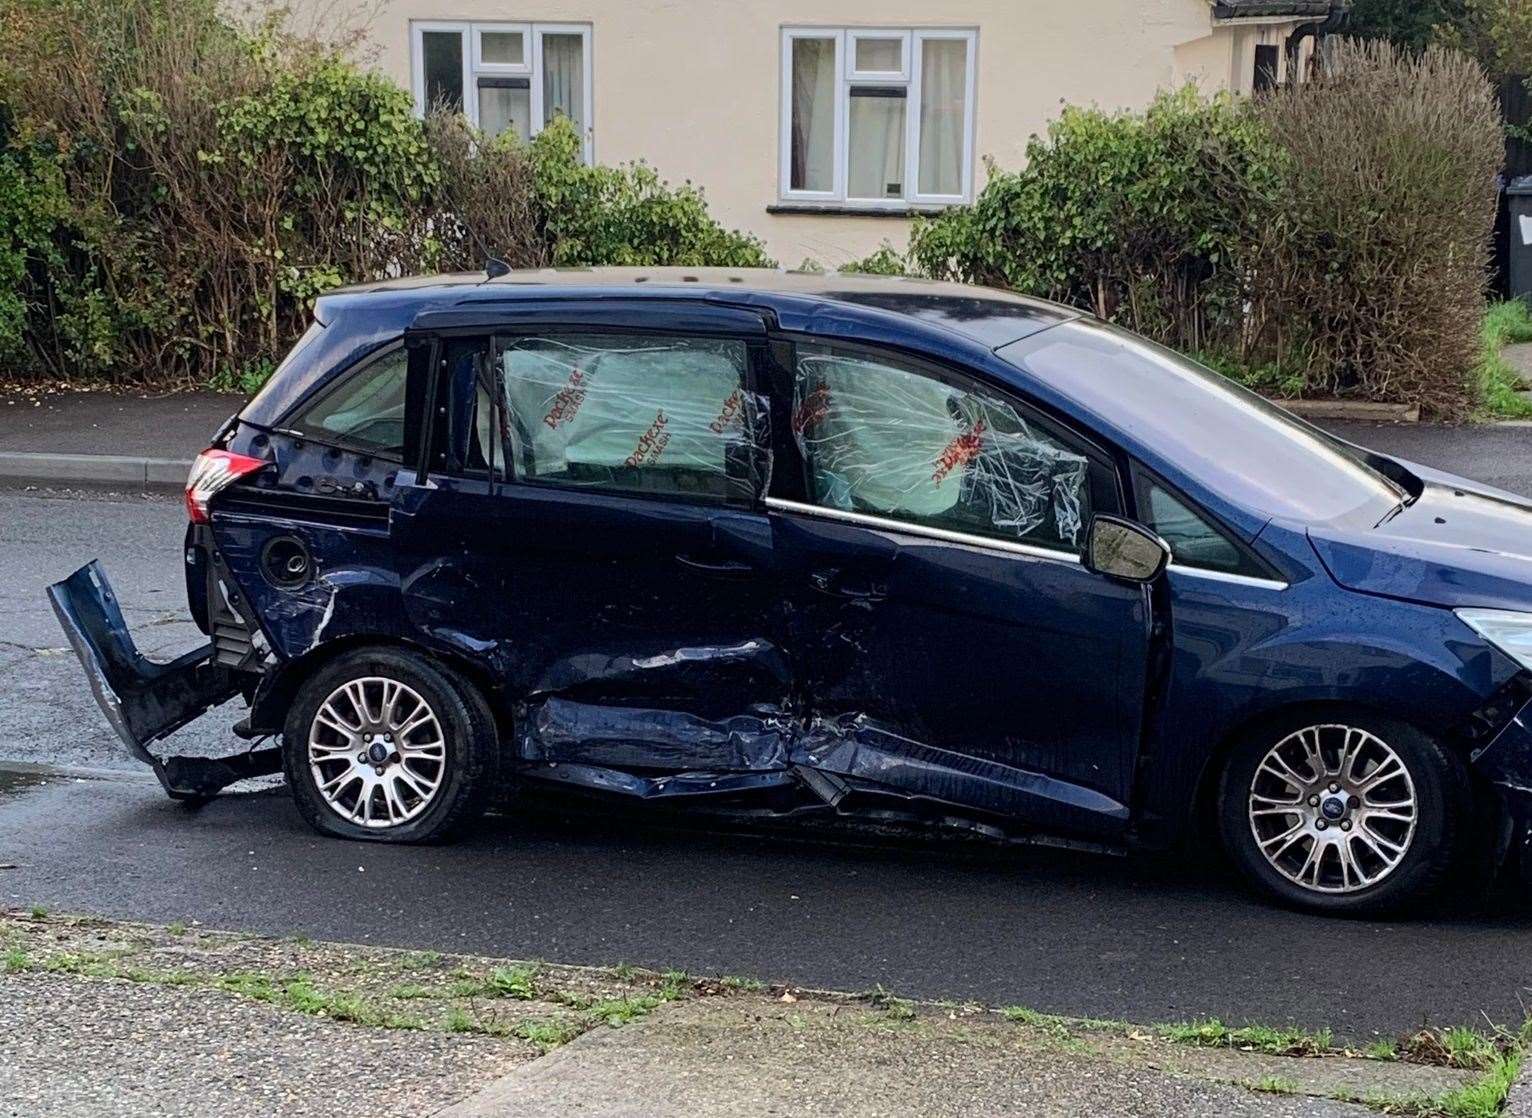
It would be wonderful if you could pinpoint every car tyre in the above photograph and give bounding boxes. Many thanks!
[282,646,496,843]
[1217,712,1471,917]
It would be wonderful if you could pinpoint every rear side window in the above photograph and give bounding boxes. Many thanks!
[289,348,410,458]
[497,333,764,500]
[792,342,1099,552]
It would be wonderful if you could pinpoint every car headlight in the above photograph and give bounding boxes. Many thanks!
[1456,609,1532,671]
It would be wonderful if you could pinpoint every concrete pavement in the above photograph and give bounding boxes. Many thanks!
[0,911,1493,1118]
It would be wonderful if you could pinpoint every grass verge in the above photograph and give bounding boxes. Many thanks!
[1478,300,1532,418]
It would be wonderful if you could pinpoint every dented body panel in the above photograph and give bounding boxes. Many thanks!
[43,270,1532,873]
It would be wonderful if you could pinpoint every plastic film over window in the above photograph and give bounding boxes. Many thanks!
[792,344,1089,548]
[499,334,770,500]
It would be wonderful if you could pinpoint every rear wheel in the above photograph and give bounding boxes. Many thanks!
[1217,713,1470,916]
[282,647,495,843]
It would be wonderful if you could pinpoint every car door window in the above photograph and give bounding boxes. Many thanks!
[497,333,763,500]
[792,342,1096,551]
[289,347,409,458]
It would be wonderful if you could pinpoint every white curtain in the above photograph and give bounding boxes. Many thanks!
[791,38,835,192]
[918,39,966,197]
[542,33,585,133]
[848,92,905,199]
[480,84,531,143]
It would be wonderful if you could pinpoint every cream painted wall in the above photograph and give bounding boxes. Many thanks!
[276,0,1307,267]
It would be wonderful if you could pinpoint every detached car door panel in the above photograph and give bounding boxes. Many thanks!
[771,340,1152,837]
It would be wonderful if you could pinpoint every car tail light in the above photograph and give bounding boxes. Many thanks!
[185,449,269,523]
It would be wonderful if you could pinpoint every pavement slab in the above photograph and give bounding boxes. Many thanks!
[438,997,1457,1118]
[0,973,527,1118]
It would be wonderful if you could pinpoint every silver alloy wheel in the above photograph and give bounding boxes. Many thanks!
[308,676,446,829]
[1247,724,1419,894]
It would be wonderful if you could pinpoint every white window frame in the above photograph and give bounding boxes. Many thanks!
[847,29,909,81]
[779,27,977,210]
[410,20,593,162]
[472,23,532,73]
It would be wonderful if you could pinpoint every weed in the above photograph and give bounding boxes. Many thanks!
[1249,1076,1298,1095]
[27,906,46,920]
[517,1018,583,1049]
[1364,1040,1399,1061]
[487,966,538,1000]
[390,984,432,1000]
[607,963,637,982]
[4,946,27,973]
[400,951,443,970]
[718,975,764,993]
[1439,1027,1500,1071]
[1436,1050,1523,1118]
[166,921,188,936]
[588,995,662,1027]
[214,973,282,1002]
[659,970,690,999]
[1163,1017,1330,1057]
[1002,1006,1073,1040]
[867,985,917,1022]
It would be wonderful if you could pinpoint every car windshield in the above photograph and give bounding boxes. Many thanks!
[1000,319,1406,526]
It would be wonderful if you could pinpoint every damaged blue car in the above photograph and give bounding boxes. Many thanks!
[47,268,1532,916]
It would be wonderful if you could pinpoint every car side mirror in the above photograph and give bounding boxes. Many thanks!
[1084,515,1171,583]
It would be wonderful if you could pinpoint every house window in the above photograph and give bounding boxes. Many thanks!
[780,27,976,209]
[411,22,592,158]
[1253,44,1280,93]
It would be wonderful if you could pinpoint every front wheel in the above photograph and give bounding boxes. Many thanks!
[1217,714,1471,916]
[282,647,495,843]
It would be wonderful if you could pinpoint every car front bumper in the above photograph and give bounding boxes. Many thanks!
[1472,698,1532,884]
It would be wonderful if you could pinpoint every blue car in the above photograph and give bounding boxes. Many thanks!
[47,269,1532,915]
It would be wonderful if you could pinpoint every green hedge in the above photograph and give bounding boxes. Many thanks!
[901,42,1503,418]
[0,0,769,388]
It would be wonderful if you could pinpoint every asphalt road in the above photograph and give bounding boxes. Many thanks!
[2,421,1532,1039]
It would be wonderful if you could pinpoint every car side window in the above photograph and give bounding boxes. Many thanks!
[792,342,1097,551]
[497,333,763,501]
[1136,474,1262,577]
[289,347,410,459]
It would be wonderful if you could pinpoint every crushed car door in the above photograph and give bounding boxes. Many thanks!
[390,308,795,798]
[768,339,1152,839]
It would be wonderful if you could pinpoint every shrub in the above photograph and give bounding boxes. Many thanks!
[423,114,544,272]
[0,107,66,371]
[1253,39,1502,415]
[909,87,1286,355]
[0,0,462,385]
[839,241,909,276]
[0,0,764,388]
[911,45,1503,417]
[527,116,771,268]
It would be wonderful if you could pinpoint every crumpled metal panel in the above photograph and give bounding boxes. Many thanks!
[790,713,1130,824]
[792,344,1087,547]
[518,697,792,772]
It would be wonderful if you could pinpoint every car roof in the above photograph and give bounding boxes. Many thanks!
[317,267,1080,350]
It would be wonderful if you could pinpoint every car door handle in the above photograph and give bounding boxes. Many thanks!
[811,570,889,602]
[676,552,754,576]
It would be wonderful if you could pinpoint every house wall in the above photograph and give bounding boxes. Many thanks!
[275,0,1310,267]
